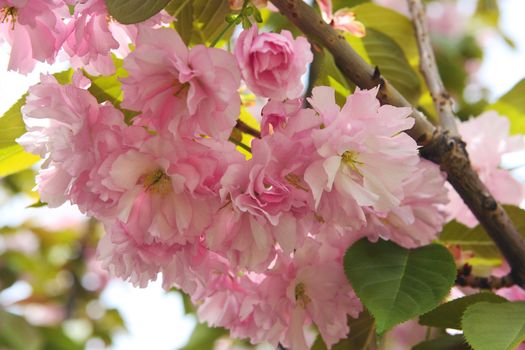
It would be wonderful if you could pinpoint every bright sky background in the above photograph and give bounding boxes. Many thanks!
[1,1,525,349]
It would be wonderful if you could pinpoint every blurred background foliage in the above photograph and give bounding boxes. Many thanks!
[0,170,125,349]
[1,0,525,349]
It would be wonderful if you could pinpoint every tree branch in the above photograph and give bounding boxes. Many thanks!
[407,0,459,135]
[456,264,516,290]
[269,0,525,286]
[235,119,261,138]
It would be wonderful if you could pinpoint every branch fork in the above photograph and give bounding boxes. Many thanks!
[269,0,525,286]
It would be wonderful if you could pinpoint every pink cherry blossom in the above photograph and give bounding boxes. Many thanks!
[63,0,172,75]
[0,0,67,73]
[260,98,320,138]
[235,25,313,100]
[361,160,449,248]
[207,110,321,269]
[98,220,185,287]
[17,72,129,210]
[444,111,525,227]
[102,136,243,247]
[316,0,366,37]
[304,86,419,230]
[63,0,119,75]
[121,27,241,139]
[230,239,362,349]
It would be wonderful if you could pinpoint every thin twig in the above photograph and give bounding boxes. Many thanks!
[407,0,459,135]
[235,119,261,138]
[456,264,516,289]
[228,136,252,152]
[269,0,525,287]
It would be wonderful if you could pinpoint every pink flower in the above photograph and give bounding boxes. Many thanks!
[207,115,320,268]
[233,239,362,349]
[444,111,525,227]
[235,25,313,100]
[304,86,419,230]
[0,0,67,73]
[17,72,129,211]
[63,0,173,75]
[122,27,241,139]
[63,0,119,75]
[260,98,320,138]
[361,160,449,248]
[205,205,276,272]
[380,320,427,350]
[103,136,241,246]
[316,0,365,37]
[98,220,185,287]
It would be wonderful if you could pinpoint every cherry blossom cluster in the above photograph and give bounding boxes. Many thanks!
[8,0,525,349]
[0,0,171,74]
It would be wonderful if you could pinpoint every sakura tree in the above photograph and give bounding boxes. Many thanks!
[1,0,525,349]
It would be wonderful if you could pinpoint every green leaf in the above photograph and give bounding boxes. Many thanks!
[419,292,507,330]
[0,96,26,148]
[174,0,193,45]
[361,29,422,104]
[0,145,40,178]
[104,0,172,24]
[27,200,48,208]
[333,0,370,10]
[350,3,439,118]
[313,49,352,105]
[439,205,525,260]
[40,327,83,350]
[165,0,192,17]
[352,3,418,66]
[0,69,73,177]
[462,301,525,350]
[312,309,375,350]
[344,239,456,335]
[167,0,233,46]
[439,220,499,259]
[182,323,228,350]
[53,69,75,85]
[412,335,471,350]
[85,57,140,123]
[0,308,43,350]
[488,79,525,134]
[476,0,500,27]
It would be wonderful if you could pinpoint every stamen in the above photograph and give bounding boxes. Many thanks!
[1,7,17,29]
[285,173,309,192]
[142,168,172,194]
[173,82,190,97]
[341,150,363,174]
[294,282,311,308]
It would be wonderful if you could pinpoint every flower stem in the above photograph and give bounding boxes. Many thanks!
[210,0,250,47]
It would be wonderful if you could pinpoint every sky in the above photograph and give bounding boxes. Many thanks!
[1,1,525,349]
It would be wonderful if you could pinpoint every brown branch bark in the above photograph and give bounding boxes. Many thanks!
[456,264,516,290]
[235,119,261,138]
[407,0,459,135]
[269,0,525,286]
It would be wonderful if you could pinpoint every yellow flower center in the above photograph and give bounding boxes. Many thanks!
[1,7,17,28]
[294,282,311,308]
[173,82,190,97]
[142,168,172,194]
[285,173,309,192]
[341,150,363,174]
